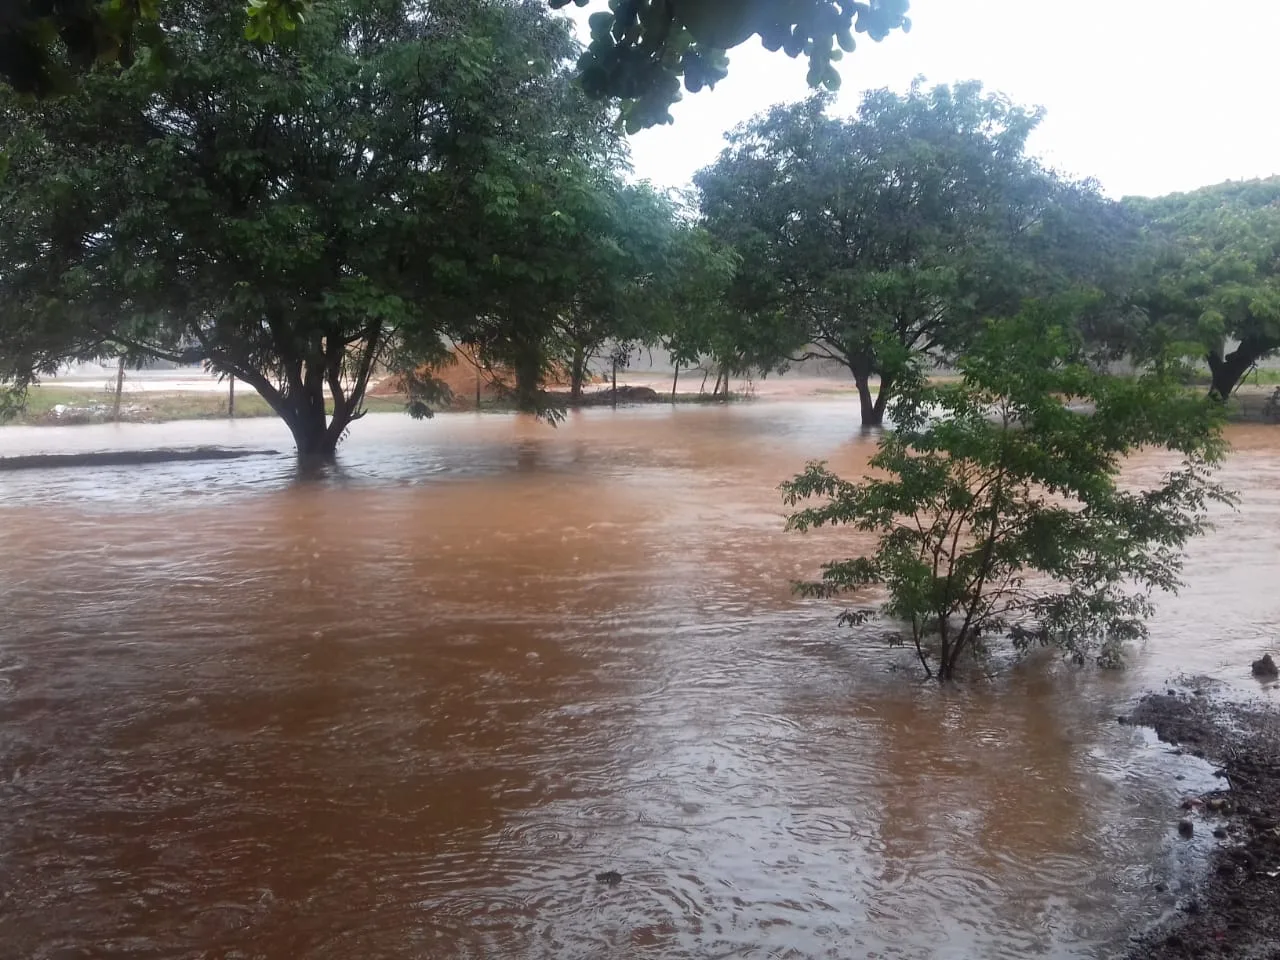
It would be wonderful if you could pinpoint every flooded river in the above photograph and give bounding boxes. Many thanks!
[1,403,1278,959]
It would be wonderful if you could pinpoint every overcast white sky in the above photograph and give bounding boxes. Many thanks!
[566,0,1280,199]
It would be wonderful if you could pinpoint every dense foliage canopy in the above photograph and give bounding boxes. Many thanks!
[0,0,627,454]
[1,0,910,128]
[1,0,736,452]
[695,81,1131,426]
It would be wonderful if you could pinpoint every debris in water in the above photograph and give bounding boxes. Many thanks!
[1250,654,1278,679]
[594,871,623,885]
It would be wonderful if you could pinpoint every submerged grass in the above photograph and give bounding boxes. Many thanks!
[5,385,408,426]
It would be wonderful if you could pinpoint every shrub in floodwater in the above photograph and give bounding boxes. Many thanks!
[782,302,1233,682]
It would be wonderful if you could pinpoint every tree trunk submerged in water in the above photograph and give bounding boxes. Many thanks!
[513,347,542,413]
[274,385,360,461]
[1208,339,1275,402]
[570,342,586,402]
[854,374,880,427]
[230,337,378,461]
[852,371,894,428]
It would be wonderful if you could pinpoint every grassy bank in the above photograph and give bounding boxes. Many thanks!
[4,386,409,426]
[3,384,744,427]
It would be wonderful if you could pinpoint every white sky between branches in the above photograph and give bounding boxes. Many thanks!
[565,0,1280,199]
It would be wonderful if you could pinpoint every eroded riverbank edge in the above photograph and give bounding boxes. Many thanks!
[1124,682,1280,958]
[0,447,280,470]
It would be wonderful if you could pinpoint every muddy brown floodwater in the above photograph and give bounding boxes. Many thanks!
[2,403,1279,959]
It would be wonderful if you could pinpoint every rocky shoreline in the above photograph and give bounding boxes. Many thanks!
[1123,679,1280,958]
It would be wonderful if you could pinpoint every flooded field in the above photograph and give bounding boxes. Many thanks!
[2,403,1277,958]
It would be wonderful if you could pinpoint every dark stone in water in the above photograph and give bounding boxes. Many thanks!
[1178,819,1195,838]
[1214,827,1229,839]
[594,871,623,885]
[1251,654,1278,679]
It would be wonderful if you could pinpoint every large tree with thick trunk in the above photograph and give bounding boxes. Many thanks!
[1126,178,1280,402]
[695,82,1103,427]
[0,0,593,456]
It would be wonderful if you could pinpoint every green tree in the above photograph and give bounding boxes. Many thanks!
[1126,178,1280,401]
[548,183,692,400]
[453,174,687,410]
[436,149,646,413]
[782,301,1230,682]
[0,0,589,455]
[696,82,1093,427]
[661,232,809,396]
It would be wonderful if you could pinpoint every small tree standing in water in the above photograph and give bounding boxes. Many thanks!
[782,303,1232,682]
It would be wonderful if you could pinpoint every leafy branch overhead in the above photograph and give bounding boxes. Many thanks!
[550,0,911,131]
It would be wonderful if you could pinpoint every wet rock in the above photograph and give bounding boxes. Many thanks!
[1178,819,1195,838]
[1233,849,1260,873]
[1154,882,1169,893]
[1122,687,1280,959]
[594,870,623,885]
[1251,654,1278,679]
[1207,796,1228,812]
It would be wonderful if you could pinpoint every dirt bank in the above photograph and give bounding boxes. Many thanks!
[1124,681,1280,958]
